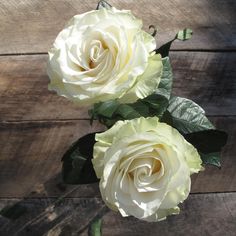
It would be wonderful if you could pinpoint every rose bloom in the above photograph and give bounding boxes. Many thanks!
[92,117,203,221]
[47,7,162,106]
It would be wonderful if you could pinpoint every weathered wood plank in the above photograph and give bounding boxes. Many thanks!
[0,117,235,198]
[0,55,88,121]
[171,52,236,116]
[0,52,235,121]
[0,0,236,54]
[0,193,235,235]
[0,120,103,198]
[191,117,236,193]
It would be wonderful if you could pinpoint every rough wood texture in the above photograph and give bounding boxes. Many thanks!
[0,0,235,235]
[1,52,235,121]
[191,117,236,193]
[0,55,88,121]
[0,120,104,198]
[0,117,235,198]
[0,193,235,236]
[0,0,236,54]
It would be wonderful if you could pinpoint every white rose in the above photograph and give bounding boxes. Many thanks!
[47,7,163,106]
[92,117,202,221]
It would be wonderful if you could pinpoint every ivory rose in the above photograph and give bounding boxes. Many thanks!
[47,7,162,106]
[92,117,202,221]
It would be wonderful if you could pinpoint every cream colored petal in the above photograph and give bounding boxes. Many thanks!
[160,177,191,209]
[94,120,130,144]
[145,207,180,222]
[141,31,156,52]
[119,53,163,103]
[92,142,110,178]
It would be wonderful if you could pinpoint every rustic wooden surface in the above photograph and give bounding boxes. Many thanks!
[1,52,235,121]
[0,0,236,54]
[0,193,236,236]
[0,0,236,235]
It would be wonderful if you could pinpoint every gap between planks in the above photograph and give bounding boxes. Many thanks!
[1,190,236,201]
[1,49,236,57]
[1,114,236,124]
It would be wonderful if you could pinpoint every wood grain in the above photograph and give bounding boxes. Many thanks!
[0,0,235,235]
[191,117,236,193]
[1,51,235,121]
[0,120,104,198]
[0,0,236,54]
[0,117,235,198]
[0,193,235,235]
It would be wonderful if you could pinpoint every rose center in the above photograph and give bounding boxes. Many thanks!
[152,159,161,174]
[128,157,163,181]
[89,39,107,68]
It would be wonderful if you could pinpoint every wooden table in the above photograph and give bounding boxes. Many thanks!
[0,0,236,235]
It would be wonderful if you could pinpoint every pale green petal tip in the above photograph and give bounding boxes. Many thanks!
[95,117,160,144]
[188,152,204,174]
[177,28,193,41]
[95,119,126,143]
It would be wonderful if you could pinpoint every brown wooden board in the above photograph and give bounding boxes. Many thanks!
[0,0,236,54]
[0,51,235,121]
[0,0,236,234]
[0,120,104,198]
[0,117,235,198]
[0,193,235,236]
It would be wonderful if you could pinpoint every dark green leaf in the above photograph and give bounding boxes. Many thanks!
[167,96,215,134]
[155,57,173,99]
[142,93,169,116]
[62,133,99,184]
[89,218,102,236]
[200,152,221,168]
[116,104,142,119]
[184,129,228,154]
[155,28,193,57]
[131,100,150,116]
[160,110,173,126]
[96,1,112,10]
[167,97,227,167]
[155,40,174,58]
[90,94,168,128]
[95,100,120,118]
[0,203,27,220]
[89,57,173,127]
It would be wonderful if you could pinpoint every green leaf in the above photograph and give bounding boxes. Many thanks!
[155,28,193,57]
[89,57,173,127]
[95,100,120,118]
[116,104,142,119]
[200,152,221,168]
[167,96,215,134]
[89,218,102,236]
[160,110,173,126]
[89,94,168,128]
[184,129,228,154]
[96,1,112,10]
[142,93,169,116]
[62,133,99,184]
[155,57,173,99]
[167,96,228,167]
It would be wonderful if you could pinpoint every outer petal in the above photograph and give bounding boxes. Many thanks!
[119,53,163,103]
[155,121,202,174]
